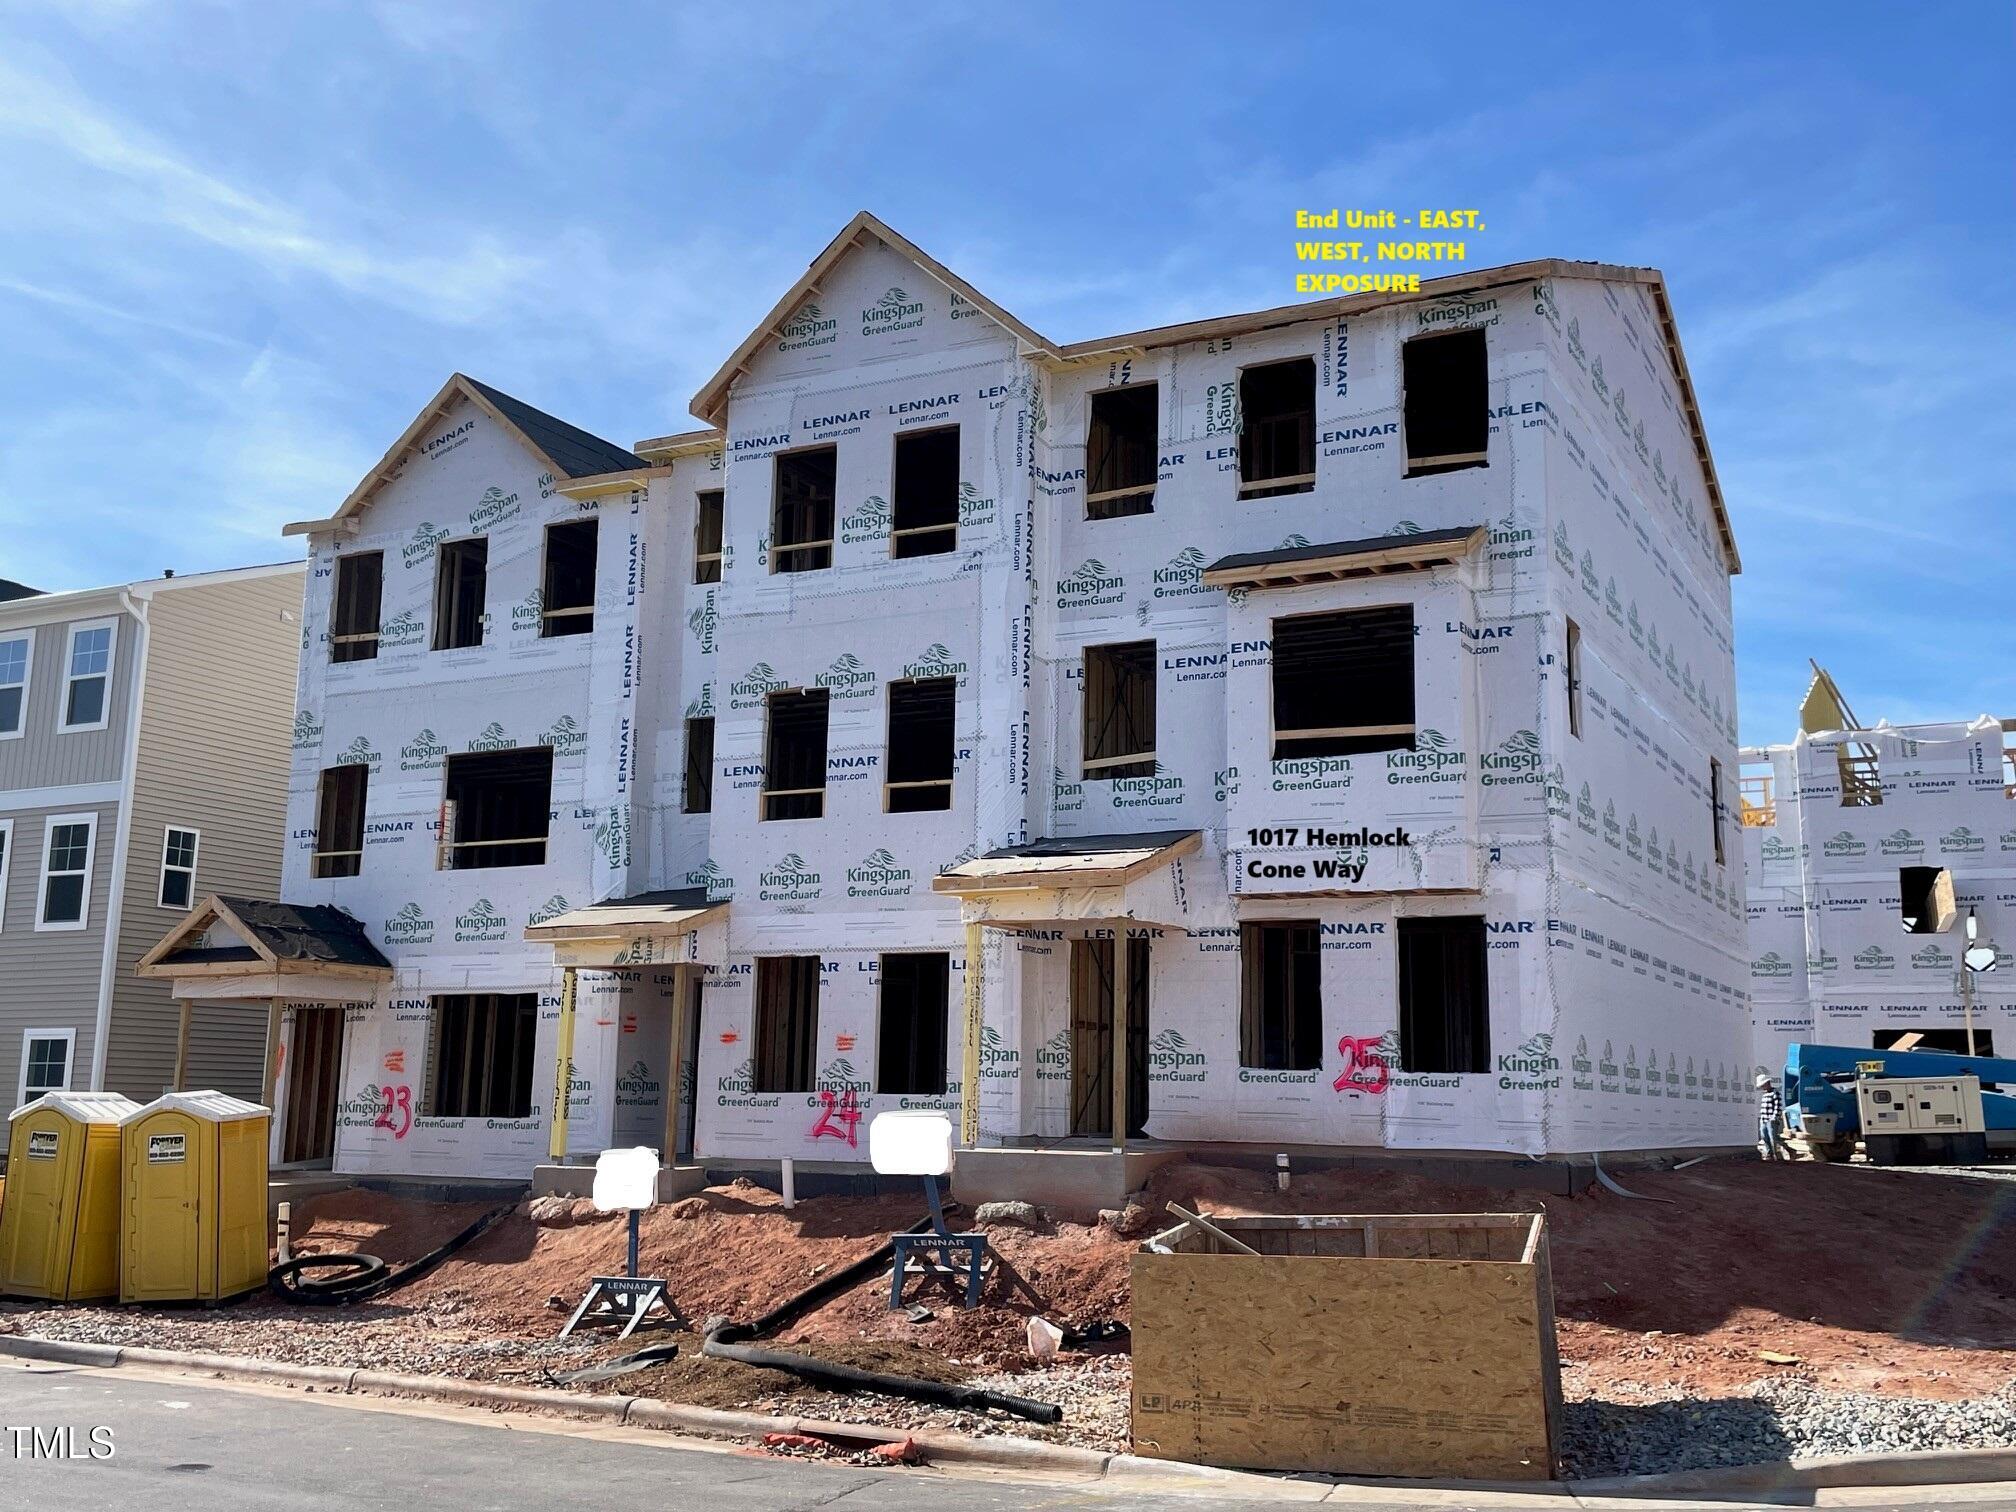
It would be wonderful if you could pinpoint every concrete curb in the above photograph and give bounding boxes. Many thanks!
[6,1335,2016,1497]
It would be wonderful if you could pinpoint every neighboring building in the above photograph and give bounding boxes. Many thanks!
[149,214,1750,1183]
[1741,711,2015,1077]
[0,563,305,1120]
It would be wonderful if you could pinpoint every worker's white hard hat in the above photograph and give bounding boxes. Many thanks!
[1754,1073,1772,1087]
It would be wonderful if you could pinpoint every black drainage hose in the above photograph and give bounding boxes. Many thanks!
[711,1213,938,1346]
[701,1336,1062,1425]
[269,1203,516,1307]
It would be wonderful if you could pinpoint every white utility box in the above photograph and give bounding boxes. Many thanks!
[1857,1075,1987,1166]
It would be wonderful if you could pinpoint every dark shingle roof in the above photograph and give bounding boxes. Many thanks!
[974,830,1199,862]
[211,897,391,970]
[0,579,43,601]
[1205,525,1482,578]
[463,376,650,480]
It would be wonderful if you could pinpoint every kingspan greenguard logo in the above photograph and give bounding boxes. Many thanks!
[687,857,734,899]
[1941,826,1986,856]
[1388,728,1465,786]
[903,642,968,680]
[778,299,838,353]
[528,893,571,927]
[1604,576,1624,624]
[1481,729,1542,786]
[1057,558,1124,610]
[1487,510,1535,563]
[759,852,821,902]
[1761,835,1800,864]
[403,522,453,570]
[840,494,891,545]
[1823,830,1867,858]
[957,481,996,528]
[337,1084,393,1130]
[470,485,521,531]
[1911,943,1955,973]
[454,897,509,943]
[383,902,435,945]
[1153,546,1212,600]
[399,727,449,772]
[1879,828,1923,858]
[1148,1029,1206,1084]
[1853,945,1895,973]
[1271,755,1353,793]
[1034,1027,1069,1082]
[1053,765,1085,813]
[616,1059,661,1105]
[380,608,424,650]
[1571,1035,1595,1092]
[979,1025,1019,1080]
[335,734,383,772]
[1499,1031,1559,1091]
[512,587,544,633]
[862,286,925,337]
[541,715,586,757]
[292,709,323,749]
[467,720,514,752]
[817,652,877,699]
[816,1057,871,1096]
[1112,760,1184,809]
[729,660,787,710]
[1807,947,1839,974]
[717,1058,779,1109]
[688,594,717,655]
[686,684,716,720]
[1751,951,1794,979]
[1551,521,1574,571]
[595,806,631,869]
[847,847,912,898]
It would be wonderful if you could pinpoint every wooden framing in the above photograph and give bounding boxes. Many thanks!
[136,895,393,986]
[1202,525,1486,591]
[933,830,1201,896]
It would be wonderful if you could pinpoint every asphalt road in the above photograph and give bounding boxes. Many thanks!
[5,1359,2016,1512]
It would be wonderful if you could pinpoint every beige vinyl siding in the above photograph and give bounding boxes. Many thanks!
[102,570,303,1102]
[0,605,138,788]
[0,800,118,1114]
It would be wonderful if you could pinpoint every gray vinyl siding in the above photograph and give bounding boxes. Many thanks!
[0,602,138,789]
[0,799,118,1115]
[102,571,303,1102]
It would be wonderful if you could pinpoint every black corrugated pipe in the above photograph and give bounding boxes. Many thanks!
[710,1213,937,1345]
[701,1337,1062,1424]
[269,1203,515,1306]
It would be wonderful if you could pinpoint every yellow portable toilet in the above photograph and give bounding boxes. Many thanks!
[0,1092,142,1300]
[119,1091,271,1304]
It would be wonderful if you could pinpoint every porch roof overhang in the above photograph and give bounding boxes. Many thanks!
[932,830,1202,929]
[1202,524,1485,591]
[523,887,730,968]
[135,895,393,1002]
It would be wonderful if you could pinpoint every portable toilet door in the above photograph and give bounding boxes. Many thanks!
[0,1093,141,1300]
[119,1091,271,1304]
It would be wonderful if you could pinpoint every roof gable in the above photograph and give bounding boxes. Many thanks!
[137,895,392,977]
[284,374,647,537]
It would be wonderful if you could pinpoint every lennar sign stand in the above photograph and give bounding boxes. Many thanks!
[1963,910,1998,1056]
[558,1146,678,1339]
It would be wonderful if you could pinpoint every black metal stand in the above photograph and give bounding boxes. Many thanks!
[888,1175,990,1310]
[559,1209,680,1340]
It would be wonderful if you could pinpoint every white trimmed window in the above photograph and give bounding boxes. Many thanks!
[0,628,31,738]
[37,812,98,930]
[18,1028,75,1106]
[0,818,13,930]
[159,825,200,910]
[58,619,116,732]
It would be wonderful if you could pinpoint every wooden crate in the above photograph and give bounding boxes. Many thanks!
[1130,1212,1560,1479]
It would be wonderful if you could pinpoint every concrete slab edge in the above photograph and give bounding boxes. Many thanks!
[5,1336,2012,1496]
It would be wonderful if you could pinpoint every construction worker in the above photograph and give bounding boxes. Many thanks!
[1756,1072,1784,1160]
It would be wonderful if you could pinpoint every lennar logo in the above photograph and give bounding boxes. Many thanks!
[1057,558,1124,609]
[292,709,323,748]
[1388,728,1465,785]
[979,1025,1019,1079]
[1153,546,1212,599]
[383,902,435,945]
[862,286,925,336]
[1942,826,1986,856]
[1499,1032,1560,1090]
[1879,828,1923,857]
[454,897,508,943]
[467,720,514,752]
[541,715,586,757]
[1148,1028,1206,1083]
[380,608,423,649]
[529,894,570,926]
[759,852,821,902]
[400,727,449,771]
[1752,951,1794,979]
[688,857,734,898]
[903,642,967,679]
[729,661,787,710]
[817,652,877,698]
[470,485,520,531]
[403,522,452,569]
[847,847,912,898]
[778,299,838,352]
[1823,830,1867,858]
[840,494,891,544]
[1853,945,1895,972]
[1481,729,1542,785]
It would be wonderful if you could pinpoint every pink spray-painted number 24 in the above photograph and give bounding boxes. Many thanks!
[810,1088,861,1147]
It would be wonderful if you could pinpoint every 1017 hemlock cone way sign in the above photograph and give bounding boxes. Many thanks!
[139,215,1749,1186]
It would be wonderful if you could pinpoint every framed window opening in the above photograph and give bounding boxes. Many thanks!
[1271,605,1414,759]
[432,537,489,650]
[1838,741,1882,806]
[17,1028,76,1106]
[763,689,829,821]
[36,811,98,930]
[313,764,368,879]
[694,490,725,583]
[885,677,954,812]
[1086,384,1158,519]
[1082,640,1156,780]
[753,956,820,1093]
[683,716,715,814]
[772,447,836,573]
[58,618,116,733]
[439,748,554,869]
[159,825,200,910]
[1565,617,1583,739]
[878,953,949,1096]
[1401,327,1489,476]
[540,519,598,638]
[890,426,960,557]
[424,993,537,1119]
[0,627,33,738]
[1397,915,1489,1074]
[1239,358,1316,499]
[330,551,384,663]
[1239,921,1321,1070]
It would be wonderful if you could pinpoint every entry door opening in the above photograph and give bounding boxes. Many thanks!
[678,973,702,1161]
[282,1006,344,1166]
[1068,936,1149,1139]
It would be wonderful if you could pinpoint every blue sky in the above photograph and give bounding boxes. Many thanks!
[0,1,2008,741]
